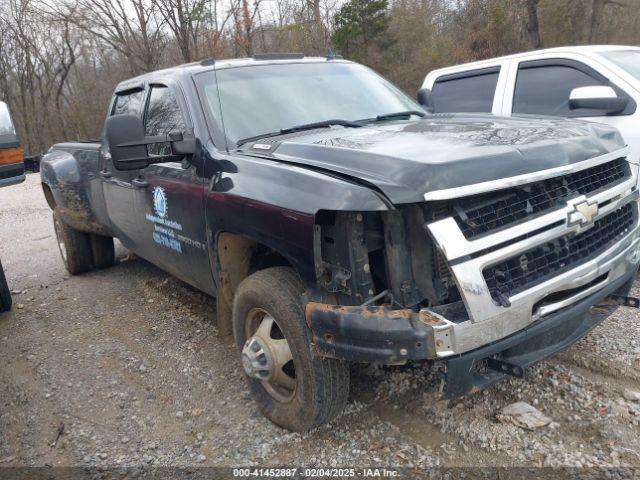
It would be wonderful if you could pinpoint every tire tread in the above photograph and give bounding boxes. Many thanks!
[53,210,92,275]
[90,234,115,269]
[232,267,349,431]
[0,260,12,312]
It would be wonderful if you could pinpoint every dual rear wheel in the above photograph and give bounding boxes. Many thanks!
[52,210,115,274]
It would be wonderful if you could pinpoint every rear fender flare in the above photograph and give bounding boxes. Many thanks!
[40,149,111,236]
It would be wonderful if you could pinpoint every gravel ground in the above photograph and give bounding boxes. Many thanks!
[2,175,640,475]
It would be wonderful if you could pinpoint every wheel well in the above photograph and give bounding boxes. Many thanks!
[42,183,56,210]
[216,232,294,297]
[215,232,295,340]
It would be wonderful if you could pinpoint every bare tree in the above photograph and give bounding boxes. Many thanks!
[57,0,166,74]
[0,0,82,151]
[524,0,542,48]
[231,0,263,56]
[3,0,640,157]
[589,0,625,43]
[200,0,239,57]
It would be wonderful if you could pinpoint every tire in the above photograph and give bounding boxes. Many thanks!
[232,267,350,432]
[0,260,12,312]
[52,210,92,275]
[90,234,115,269]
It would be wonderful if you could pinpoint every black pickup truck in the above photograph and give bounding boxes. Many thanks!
[0,100,25,312]
[40,54,640,431]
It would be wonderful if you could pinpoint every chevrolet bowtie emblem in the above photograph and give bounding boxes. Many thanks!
[568,200,599,227]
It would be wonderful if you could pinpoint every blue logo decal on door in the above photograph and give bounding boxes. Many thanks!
[152,186,168,219]
[147,185,200,254]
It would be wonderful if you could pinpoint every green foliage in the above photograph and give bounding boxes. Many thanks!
[190,1,208,23]
[331,0,391,62]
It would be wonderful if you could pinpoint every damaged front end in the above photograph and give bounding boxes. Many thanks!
[306,148,640,397]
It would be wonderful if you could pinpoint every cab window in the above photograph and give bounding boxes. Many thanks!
[513,63,605,117]
[112,89,145,116]
[431,67,499,113]
[144,85,185,156]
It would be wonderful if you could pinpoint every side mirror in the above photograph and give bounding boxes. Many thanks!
[417,88,434,112]
[105,114,197,171]
[569,86,628,113]
[105,114,149,170]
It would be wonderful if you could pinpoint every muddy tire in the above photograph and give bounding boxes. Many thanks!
[0,260,12,312]
[232,267,350,432]
[53,210,92,275]
[90,234,115,269]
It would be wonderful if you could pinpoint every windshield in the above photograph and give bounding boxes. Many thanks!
[0,102,15,136]
[600,50,640,82]
[197,62,422,146]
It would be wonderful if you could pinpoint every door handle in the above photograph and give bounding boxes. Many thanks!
[100,169,112,179]
[132,177,148,189]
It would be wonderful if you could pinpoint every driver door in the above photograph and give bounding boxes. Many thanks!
[101,87,147,249]
[133,83,211,292]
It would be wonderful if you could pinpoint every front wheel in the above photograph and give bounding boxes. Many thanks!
[232,267,350,432]
[0,260,12,312]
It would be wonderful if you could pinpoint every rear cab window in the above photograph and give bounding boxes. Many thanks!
[112,89,145,116]
[431,67,500,113]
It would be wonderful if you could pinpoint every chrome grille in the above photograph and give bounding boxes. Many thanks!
[452,158,630,238]
[483,202,634,304]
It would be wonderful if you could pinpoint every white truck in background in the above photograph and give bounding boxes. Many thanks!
[421,45,640,171]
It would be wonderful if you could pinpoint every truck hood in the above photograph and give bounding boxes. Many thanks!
[245,114,626,204]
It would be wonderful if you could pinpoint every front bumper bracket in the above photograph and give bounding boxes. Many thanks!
[599,294,640,308]
[485,358,525,379]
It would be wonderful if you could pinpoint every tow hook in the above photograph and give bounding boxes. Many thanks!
[598,294,640,308]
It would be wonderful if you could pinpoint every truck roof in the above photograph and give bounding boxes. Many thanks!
[115,56,352,94]
[423,45,640,82]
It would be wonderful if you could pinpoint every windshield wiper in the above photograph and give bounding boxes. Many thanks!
[280,119,363,134]
[237,119,363,147]
[374,110,426,121]
[236,131,283,147]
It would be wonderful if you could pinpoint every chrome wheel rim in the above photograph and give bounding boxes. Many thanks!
[243,308,296,403]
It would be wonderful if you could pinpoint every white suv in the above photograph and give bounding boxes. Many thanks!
[421,46,640,165]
